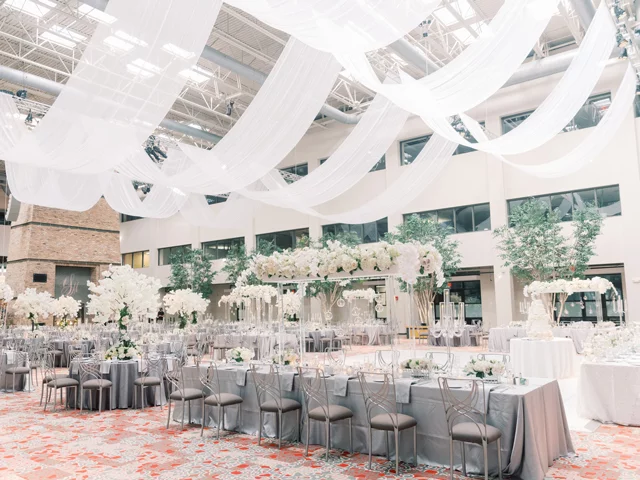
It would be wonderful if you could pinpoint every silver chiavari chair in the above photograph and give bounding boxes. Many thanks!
[79,358,113,413]
[375,349,400,370]
[133,352,165,410]
[164,356,204,430]
[198,361,243,439]
[4,350,30,393]
[424,351,455,372]
[43,352,78,412]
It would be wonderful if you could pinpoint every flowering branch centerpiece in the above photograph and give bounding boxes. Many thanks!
[14,288,55,330]
[343,288,378,303]
[87,265,161,360]
[218,285,278,307]
[225,347,254,364]
[463,358,505,380]
[0,276,13,328]
[163,288,210,329]
[53,295,81,328]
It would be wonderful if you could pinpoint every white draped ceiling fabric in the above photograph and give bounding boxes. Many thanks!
[0,0,633,224]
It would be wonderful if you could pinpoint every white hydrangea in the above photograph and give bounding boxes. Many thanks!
[342,288,378,303]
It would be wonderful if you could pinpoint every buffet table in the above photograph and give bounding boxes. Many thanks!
[578,361,640,426]
[510,338,577,379]
[174,366,573,480]
[489,327,527,352]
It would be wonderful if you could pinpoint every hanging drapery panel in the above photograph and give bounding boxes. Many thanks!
[421,2,616,155]
[226,0,441,53]
[1,0,222,173]
[335,0,558,117]
[241,93,409,207]
[464,63,636,178]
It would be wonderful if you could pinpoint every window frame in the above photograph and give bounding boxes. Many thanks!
[256,228,310,251]
[157,244,191,266]
[122,250,150,269]
[321,218,388,244]
[403,203,491,234]
[202,237,245,260]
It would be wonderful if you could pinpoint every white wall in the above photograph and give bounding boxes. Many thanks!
[120,61,640,327]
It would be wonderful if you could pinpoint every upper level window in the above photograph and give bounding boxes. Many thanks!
[205,195,227,205]
[322,218,388,244]
[404,203,491,233]
[502,93,611,134]
[202,237,245,260]
[120,214,141,222]
[280,163,308,184]
[122,250,150,269]
[400,131,483,165]
[158,244,191,266]
[256,228,309,250]
[0,210,11,225]
[320,155,386,172]
[507,184,621,222]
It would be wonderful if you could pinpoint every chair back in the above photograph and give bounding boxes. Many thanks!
[476,353,510,364]
[250,364,284,409]
[79,358,103,384]
[437,377,488,438]
[375,349,399,369]
[324,347,345,367]
[41,351,57,378]
[424,351,454,371]
[6,350,28,370]
[163,355,186,394]
[297,366,329,417]
[141,352,165,381]
[357,371,399,427]
[198,361,222,401]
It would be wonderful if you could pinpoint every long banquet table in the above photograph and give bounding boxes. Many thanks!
[578,361,640,426]
[488,327,528,352]
[173,366,573,480]
[510,338,577,379]
[551,327,592,354]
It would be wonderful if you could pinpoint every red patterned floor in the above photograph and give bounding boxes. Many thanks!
[0,387,638,479]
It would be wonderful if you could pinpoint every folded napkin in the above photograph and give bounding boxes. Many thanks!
[236,366,250,387]
[333,375,351,397]
[395,378,414,404]
[100,361,111,375]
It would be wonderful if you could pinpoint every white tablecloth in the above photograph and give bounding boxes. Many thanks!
[552,327,593,354]
[510,338,577,379]
[488,327,527,352]
[578,361,640,426]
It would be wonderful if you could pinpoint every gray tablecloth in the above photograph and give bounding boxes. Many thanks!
[552,327,592,354]
[51,340,95,367]
[173,367,572,480]
[68,360,162,410]
[489,327,528,352]
[1,351,27,391]
[429,325,478,347]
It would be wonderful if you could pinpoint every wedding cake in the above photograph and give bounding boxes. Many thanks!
[526,299,554,340]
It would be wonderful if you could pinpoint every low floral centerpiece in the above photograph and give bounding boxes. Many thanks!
[343,288,378,303]
[583,328,634,360]
[163,288,210,329]
[104,334,141,361]
[271,349,299,366]
[463,358,505,381]
[401,358,435,377]
[225,347,255,364]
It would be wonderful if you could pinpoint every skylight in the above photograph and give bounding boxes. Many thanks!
[78,3,116,24]
[41,31,77,49]
[4,0,56,19]
[179,66,211,83]
[433,0,475,26]
[162,43,195,60]
[104,36,134,52]
[115,31,148,48]
[49,25,86,43]
[131,58,162,74]
[126,64,154,79]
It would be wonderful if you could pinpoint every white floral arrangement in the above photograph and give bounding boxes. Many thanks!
[463,358,505,379]
[105,341,141,361]
[343,288,378,303]
[524,277,615,297]
[218,285,278,307]
[272,349,299,366]
[583,328,635,360]
[281,291,301,320]
[53,295,81,319]
[14,288,55,322]
[508,321,526,327]
[401,358,435,371]
[225,346,254,363]
[163,288,210,318]
[0,275,13,303]
[596,321,616,330]
[249,240,444,286]
[87,265,161,325]
[527,329,554,340]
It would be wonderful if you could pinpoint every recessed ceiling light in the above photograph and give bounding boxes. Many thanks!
[78,3,116,24]
[41,31,77,49]
[4,0,56,19]
[103,36,134,52]
[49,25,86,43]
[162,43,195,59]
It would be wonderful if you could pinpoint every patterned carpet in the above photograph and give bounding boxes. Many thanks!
[0,385,638,479]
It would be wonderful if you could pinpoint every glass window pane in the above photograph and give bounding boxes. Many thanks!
[465,304,482,318]
[596,185,621,216]
[322,225,334,236]
[296,163,308,177]
[143,251,150,268]
[370,155,386,172]
[551,193,573,221]
[438,209,454,232]
[336,224,350,234]
[295,229,309,246]
[275,232,293,250]
[474,203,491,231]
[133,251,143,269]
[158,249,167,266]
[573,189,596,210]
[502,111,532,134]
[377,218,388,239]
[218,243,230,259]
[508,199,523,216]
[319,158,327,165]
[123,253,132,266]
[362,222,377,243]
[401,136,429,165]
[454,205,473,233]
[349,223,364,242]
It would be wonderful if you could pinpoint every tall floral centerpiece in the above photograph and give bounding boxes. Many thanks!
[163,288,210,329]
[53,295,81,328]
[87,265,161,360]
[0,275,13,329]
[281,291,301,322]
[14,288,55,331]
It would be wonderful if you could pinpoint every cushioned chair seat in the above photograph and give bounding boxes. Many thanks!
[370,413,417,431]
[82,379,113,389]
[169,388,204,401]
[48,378,79,388]
[31,364,38,370]
[133,376,162,386]
[308,404,353,422]
[451,422,502,444]
[204,392,243,406]
[187,348,199,355]
[44,374,69,383]
[6,366,30,375]
[51,350,64,355]
[261,398,301,413]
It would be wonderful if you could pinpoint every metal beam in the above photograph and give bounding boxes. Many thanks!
[569,0,596,29]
